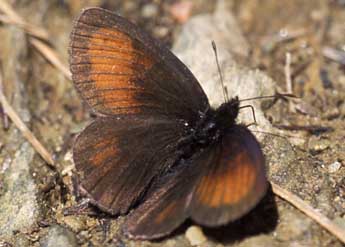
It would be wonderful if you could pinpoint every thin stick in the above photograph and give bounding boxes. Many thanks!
[30,38,71,80]
[0,89,55,167]
[284,52,296,112]
[271,182,345,244]
[0,62,9,129]
[261,28,308,46]
[0,0,23,22]
[322,46,345,65]
[285,52,292,94]
[0,1,49,41]
[0,1,70,80]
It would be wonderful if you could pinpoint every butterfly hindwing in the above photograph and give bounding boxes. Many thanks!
[123,164,199,239]
[73,117,186,215]
[70,7,208,122]
[189,125,267,226]
[122,125,267,239]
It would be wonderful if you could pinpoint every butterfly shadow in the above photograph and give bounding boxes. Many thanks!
[68,175,278,245]
[169,184,278,244]
[203,185,278,244]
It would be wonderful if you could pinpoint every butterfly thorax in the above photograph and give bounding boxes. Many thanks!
[213,97,240,131]
[191,97,240,146]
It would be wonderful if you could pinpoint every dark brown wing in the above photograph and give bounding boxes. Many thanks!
[69,7,208,123]
[73,117,186,215]
[123,164,199,239]
[189,125,267,226]
[122,125,267,239]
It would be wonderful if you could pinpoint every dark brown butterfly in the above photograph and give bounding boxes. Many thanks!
[69,7,267,240]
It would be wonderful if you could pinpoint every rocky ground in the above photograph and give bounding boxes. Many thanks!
[0,0,344,246]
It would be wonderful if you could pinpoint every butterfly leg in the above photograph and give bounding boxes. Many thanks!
[239,104,257,127]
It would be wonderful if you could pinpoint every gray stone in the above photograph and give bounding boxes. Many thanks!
[171,1,333,246]
[0,26,39,244]
[142,3,158,18]
[328,161,342,173]
[0,142,37,238]
[40,225,78,247]
[172,0,275,140]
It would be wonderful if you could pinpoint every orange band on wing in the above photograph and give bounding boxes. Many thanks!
[223,154,256,205]
[71,25,155,115]
[90,145,118,167]
[154,201,178,225]
[195,152,257,207]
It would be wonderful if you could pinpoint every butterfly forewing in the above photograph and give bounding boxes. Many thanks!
[70,7,208,122]
[70,7,210,216]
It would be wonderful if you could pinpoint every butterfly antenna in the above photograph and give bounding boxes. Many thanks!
[212,41,229,102]
[239,93,298,103]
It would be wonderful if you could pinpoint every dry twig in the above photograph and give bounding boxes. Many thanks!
[284,52,296,112]
[284,52,292,94]
[261,27,308,51]
[0,90,55,166]
[0,74,55,166]
[30,38,71,80]
[322,46,345,65]
[271,182,345,244]
[0,0,49,40]
[0,0,70,80]
[0,62,9,129]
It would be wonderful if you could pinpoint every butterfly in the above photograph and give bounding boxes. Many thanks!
[69,7,267,240]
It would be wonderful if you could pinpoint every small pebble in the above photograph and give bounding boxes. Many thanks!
[64,150,73,162]
[62,216,87,232]
[153,26,169,38]
[123,1,136,12]
[40,225,78,247]
[142,3,158,18]
[61,164,74,176]
[323,108,340,120]
[308,137,330,154]
[169,0,193,23]
[1,157,11,173]
[328,161,341,173]
[185,225,207,246]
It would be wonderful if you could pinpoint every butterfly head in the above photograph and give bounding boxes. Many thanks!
[214,96,240,130]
